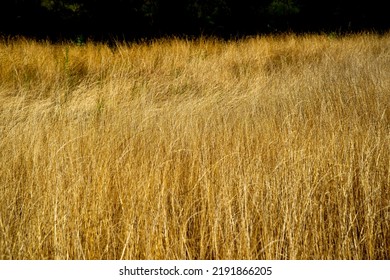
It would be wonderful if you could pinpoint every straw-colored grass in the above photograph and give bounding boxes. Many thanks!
[0,34,389,259]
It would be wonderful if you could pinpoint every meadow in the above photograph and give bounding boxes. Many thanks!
[0,33,389,259]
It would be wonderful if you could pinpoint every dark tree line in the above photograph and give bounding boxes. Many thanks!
[1,0,389,41]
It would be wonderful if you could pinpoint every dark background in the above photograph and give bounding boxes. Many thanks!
[1,0,389,42]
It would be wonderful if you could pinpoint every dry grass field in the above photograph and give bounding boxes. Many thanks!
[0,33,389,260]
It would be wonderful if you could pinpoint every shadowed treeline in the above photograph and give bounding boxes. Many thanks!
[0,0,389,41]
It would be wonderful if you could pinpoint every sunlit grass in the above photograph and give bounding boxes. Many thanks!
[0,34,389,259]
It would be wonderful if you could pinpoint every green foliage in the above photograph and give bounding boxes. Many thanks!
[140,0,159,26]
[74,34,86,46]
[40,0,84,18]
[187,0,230,28]
[268,0,299,17]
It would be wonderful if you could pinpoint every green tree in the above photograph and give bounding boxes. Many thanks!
[186,0,230,34]
[40,0,85,19]
[267,0,300,31]
[268,0,299,17]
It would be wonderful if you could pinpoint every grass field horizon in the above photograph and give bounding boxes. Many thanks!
[0,33,389,259]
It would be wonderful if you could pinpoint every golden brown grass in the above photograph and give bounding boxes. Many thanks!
[0,34,389,260]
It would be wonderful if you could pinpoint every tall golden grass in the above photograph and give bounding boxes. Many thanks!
[0,34,389,259]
